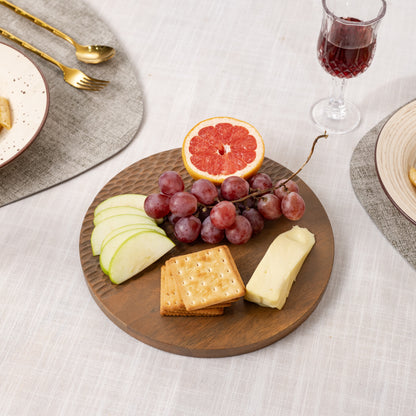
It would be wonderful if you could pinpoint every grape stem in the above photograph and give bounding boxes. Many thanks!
[281,131,328,188]
[201,132,328,208]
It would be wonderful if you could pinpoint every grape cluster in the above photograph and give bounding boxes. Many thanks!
[144,171,306,245]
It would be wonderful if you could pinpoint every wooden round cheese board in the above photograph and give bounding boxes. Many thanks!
[79,148,334,357]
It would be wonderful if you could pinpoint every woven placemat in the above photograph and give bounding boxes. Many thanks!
[0,0,143,207]
[350,103,416,270]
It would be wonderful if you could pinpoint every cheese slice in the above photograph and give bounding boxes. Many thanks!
[0,97,12,130]
[245,226,315,309]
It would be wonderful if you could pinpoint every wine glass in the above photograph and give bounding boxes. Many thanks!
[311,0,386,134]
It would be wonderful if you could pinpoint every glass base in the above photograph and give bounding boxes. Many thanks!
[311,98,360,135]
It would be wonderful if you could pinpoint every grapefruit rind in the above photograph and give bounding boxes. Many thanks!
[182,117,265,185]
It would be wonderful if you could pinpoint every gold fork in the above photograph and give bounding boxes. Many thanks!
[0,27,109,91]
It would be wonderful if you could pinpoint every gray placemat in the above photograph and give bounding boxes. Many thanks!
[0,0,143,207]
[350,104,416,269]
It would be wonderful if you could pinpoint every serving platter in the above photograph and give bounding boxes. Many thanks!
[79,149,334,357]
[375,100,416,225]
[0,42,49,168]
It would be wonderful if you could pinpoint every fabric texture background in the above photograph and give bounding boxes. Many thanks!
[0,0,143,207]
[350,103,416,270]
[1,1,415,415]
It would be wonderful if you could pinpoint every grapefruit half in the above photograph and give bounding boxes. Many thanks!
[182,117,265,185]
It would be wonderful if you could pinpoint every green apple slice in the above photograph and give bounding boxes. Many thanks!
[101,223,165,249]
[100,227,166,275]
[94,194,147,217]
[94,206,154,226]
[108,231,175,284]
[91,214,157,256]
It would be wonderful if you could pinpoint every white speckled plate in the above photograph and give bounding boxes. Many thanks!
[0,42,49,168]
[375,100,416,225]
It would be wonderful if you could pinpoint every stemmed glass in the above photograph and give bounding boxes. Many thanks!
[311,0,386,134]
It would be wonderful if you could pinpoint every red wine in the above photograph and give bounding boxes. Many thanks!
[317,18,376,78]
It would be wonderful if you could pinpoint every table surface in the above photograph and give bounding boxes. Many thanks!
[1,1,415,415]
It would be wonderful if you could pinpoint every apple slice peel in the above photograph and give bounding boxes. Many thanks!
[100,226,166,275]
[94,205,155,226]
[91,214,158,255]
[108,231,175,284]
[94,194,147,217]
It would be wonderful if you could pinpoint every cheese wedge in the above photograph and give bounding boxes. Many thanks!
[245,226,315,309]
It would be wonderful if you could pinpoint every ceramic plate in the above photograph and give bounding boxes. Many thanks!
[375,100,416,225]
[0,42,49,168]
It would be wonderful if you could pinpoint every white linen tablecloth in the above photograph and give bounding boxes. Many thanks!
[1,0,415,415]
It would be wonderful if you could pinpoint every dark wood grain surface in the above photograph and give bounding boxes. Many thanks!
[79,149,334,357]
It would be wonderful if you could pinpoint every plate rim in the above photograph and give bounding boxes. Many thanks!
[374,99,416,226]
[0,41,50,169]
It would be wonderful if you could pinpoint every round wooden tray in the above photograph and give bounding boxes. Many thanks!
[79,149,334,357]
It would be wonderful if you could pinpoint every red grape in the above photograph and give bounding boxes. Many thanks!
[220,176,250,200]
[242,208,264,234]
[274,179,299,200]
[200,216,225,244]
[169,191,198,217]
[210,200,236,229]
[257,193,282,220]
[150,167,308,246]
[281,192,305,221]
[191,179,218,205]
[236,196,255,214]
[249,172,273,193]
[159,171,184,196]
[174,216,201,243]
[197,206,211,222]
[168,212,181,225]
[243,196,256,209]
[144,193,170,219]
[225,215,252,244]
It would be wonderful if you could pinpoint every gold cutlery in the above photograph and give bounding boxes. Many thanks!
[0,0,115,64]
[0,27,109,90]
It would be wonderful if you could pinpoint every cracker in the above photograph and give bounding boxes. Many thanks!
[165,245,245,311]
[160,265,184,313]
[160,266,224,316]
[161,308,225,317]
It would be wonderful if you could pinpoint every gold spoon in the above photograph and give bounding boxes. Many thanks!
[0,0,115,64]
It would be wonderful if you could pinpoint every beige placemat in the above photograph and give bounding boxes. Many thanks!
[350,104,416,270]
[0,0,143,207]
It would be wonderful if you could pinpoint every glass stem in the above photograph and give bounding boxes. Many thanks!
[327,77,347,120]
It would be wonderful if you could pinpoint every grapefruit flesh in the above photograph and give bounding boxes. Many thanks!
[182,117,264,184]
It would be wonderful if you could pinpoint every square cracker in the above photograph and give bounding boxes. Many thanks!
[160,266,224,316]
[165,245,245,311]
